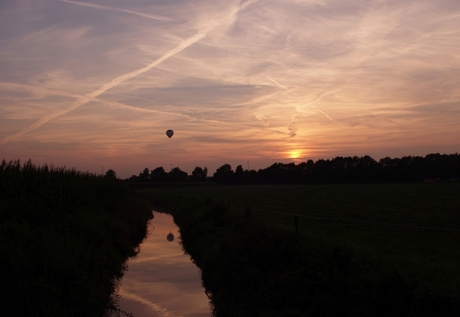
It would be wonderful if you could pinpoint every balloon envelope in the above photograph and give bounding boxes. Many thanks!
[166,129,174,138]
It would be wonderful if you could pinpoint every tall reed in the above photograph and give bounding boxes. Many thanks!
[0,159,152,316]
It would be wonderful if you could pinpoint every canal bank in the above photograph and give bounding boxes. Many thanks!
[118,212,211,317]
[145,191,460,317]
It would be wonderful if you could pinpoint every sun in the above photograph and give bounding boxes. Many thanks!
[288,150,301,159]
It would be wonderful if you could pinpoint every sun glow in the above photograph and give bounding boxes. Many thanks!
[288,150,301,159]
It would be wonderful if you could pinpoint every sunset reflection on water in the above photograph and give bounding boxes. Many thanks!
[118,212,211,317]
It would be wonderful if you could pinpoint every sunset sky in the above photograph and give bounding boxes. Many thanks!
[1,0,459,178]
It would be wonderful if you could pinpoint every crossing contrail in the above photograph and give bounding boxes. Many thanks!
[264,74,337,123]
[1,0,259,145]
[59,0,172,21]
[264,75,299,97]
[305,90,339,122]
[0,82,226,142]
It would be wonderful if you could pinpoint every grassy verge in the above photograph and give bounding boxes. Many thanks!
[142,183,460,316]
[0,160,153,316]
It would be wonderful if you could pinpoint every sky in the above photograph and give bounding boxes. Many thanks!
[1,0,459,178]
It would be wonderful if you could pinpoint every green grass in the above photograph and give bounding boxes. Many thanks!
[141,183,460,304]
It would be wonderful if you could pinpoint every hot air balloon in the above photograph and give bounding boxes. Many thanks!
[167,232,174,242]
[166,129,174,139]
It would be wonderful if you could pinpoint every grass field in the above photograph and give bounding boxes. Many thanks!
[141,183,460,298]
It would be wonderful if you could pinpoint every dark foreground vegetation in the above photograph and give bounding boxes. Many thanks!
[145,183,460,317]
[0,160,153,316]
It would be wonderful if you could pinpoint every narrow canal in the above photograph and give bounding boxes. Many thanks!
[118,212,211,317]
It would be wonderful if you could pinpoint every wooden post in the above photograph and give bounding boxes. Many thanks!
[245,207,252,218]
[294,215,299,234]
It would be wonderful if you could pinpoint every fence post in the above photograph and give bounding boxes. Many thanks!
[245,207,252,218]
[294,215,299,234]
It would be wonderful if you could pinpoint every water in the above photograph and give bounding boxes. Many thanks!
[118,212,211,317]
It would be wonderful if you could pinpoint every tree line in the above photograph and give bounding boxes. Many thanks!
[126,166,208,182]
[124,153,460,184]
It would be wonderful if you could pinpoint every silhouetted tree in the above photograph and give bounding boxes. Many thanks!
[130,152,460,185]
[139,168,149,182]
[234,165,245,183]
[311,159,331,183]
[150,166,167,182]
[104,169,117,179]
[128,175,139,182]
[245,169,258,184]
[191,166,208,182]
[425,153,455,179]
[213,164,234,184]
[356,155,379,182]
[260,162,304,184]
[168,167,188,182]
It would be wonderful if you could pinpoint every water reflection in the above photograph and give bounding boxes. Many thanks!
[118,212,211,317]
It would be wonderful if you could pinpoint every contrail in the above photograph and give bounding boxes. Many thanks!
[264,75,299,97]
[118,289,178,317]
[305,90,338,122]
[1,0,259,145]
[100,98,226,124]
[0,82,227,124]
[59,0,172,21]
[264,74,337,123]
[103,92,160,104]
[0,82,226,131]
